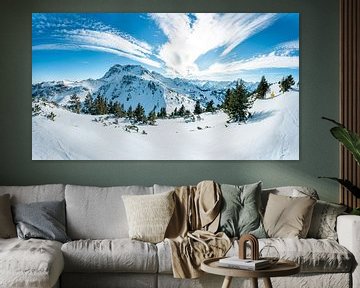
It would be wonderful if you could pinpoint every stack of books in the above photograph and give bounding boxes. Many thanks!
[218,257,271,270]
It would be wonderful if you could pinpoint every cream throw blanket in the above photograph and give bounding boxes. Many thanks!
[165,180,231,278]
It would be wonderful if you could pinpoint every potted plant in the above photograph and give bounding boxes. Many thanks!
[320,117,360,215]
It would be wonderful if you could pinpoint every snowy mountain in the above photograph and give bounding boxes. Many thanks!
[32,64,257,114]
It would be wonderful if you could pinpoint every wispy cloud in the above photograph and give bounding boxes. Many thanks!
[195,51,299,80]
[32,14,161,68]
[150,13,279,78]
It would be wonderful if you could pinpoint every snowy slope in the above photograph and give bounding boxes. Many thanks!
[32,90,299,160]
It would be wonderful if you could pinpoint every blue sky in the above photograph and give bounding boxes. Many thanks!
[32,13,299,83]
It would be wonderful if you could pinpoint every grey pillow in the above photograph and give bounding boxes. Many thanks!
[12,200,70,243]
[218,182,266,238]
[307,200,347,240]
[0,194,16,238]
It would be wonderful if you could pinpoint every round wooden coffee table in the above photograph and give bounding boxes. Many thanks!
[201,257,300,288]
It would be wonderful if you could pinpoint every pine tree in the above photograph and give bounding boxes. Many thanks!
[157,107,167,119]
[256,76,270,99]
[68,93,81,114]
[93,95,108,115]
[223,80,252,123]
[113,102,126,118]
[134,103,146,123]
[147,110,157,125]
[127,106,134,120]
[222,89,232,111]
[205,100,215,112]
[82,93,93,114]
[279,75,295,93]
[178,105,185,117]
[193,100,202,115]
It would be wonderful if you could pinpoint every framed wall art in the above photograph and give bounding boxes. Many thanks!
[32,13,299,160]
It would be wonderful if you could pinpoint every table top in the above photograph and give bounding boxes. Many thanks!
[201,257,300,278]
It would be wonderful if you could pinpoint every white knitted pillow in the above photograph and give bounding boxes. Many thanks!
[122,191,175,243]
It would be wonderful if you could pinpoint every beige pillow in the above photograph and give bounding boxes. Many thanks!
[122,191,175,243]
[0,194,16,238]
[263,193,316,238]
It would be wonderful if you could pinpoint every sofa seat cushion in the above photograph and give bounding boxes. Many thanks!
[232,238,353,273]
[157,238,353,274]
[61,239,158,273]
[0,238,64,288]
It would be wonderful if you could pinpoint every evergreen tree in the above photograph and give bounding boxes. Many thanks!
[82,93,93,114]
[205,100,215,112]
[127,106,134,120]
[193,100,202,115]
[223,80,252,123]
[171,107,178,118]
[147,110,157,125]
[94,95,108,115]
[113,102,126,118]
[256,76,270,99]
[134,103,146,123]
[68,93,81,114]
[157,107,167,119]
[107,100,114,114]
[178,105,185,117]
[222,89,232,111]
[279,75,295,93]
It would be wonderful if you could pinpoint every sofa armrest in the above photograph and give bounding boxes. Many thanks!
[337,215,360,288]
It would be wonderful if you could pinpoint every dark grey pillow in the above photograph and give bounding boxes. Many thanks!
[12,200,70,243]
[218,182,266,238]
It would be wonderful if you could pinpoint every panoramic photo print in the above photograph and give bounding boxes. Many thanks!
[32,13,299,160]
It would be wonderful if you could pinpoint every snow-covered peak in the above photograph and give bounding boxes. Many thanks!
[102,64,151,81]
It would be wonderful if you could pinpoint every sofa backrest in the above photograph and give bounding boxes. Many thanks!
[0,184,65,204]
[65,184,154,240]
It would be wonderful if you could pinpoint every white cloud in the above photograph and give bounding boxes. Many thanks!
[189,52,299,81]
[32,14,161,69]
[150,13,279,78]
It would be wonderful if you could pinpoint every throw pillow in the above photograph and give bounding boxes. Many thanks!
[0,194,16,238]
[12,200,70,243]
[218,182,266,238]
[122,190,175,243]
[263,193,316,238]
[307,200,347,240]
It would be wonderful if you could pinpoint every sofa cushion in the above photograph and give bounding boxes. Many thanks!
[158,237,353,274]
[65,185,153,239]
[218,182,266,238]
[0,184,65,204]
[307,200,347,240]
[263,193,316,238]
[12,200,70,243]
[261,186,319,213]
[0,238,64,288]
[0,194,16,238]
[61,239,158,273]
[122,191,175,243]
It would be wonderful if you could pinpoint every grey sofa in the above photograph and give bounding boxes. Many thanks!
[0,184,359,288]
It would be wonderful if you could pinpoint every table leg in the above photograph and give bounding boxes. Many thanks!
[263,277,273,288]
[221,276,233,288]
[251,278,258,288]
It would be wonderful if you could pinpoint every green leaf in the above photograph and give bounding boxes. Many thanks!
[330,127,360,165]
[322,117,360,165]
[319,177,360,198]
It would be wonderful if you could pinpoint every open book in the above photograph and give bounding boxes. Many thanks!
[218,257,271,270]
